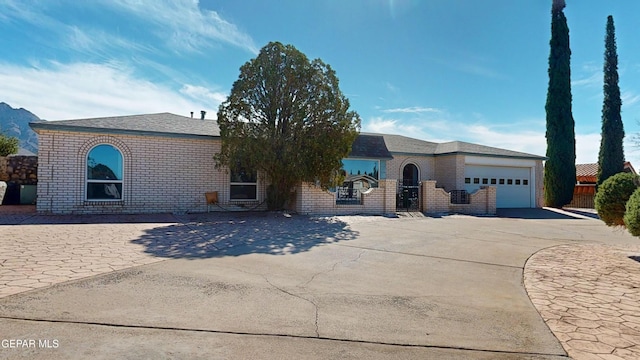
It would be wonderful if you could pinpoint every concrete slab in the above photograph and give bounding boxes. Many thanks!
[0,318,568,360]
[0,211,637,358]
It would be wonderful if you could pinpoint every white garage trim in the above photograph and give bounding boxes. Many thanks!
[464,163,536,208]
[465,155,537,168]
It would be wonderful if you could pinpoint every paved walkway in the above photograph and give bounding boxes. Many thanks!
[0,214,175,298]
[525,244,640,360]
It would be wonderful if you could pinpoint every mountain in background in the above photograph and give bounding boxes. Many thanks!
[0,102,44,155]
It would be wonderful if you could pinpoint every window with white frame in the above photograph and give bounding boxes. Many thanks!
[86,144,123,200]
[230,167,257,200]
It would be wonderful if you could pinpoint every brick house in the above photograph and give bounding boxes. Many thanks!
[30,112,545,215]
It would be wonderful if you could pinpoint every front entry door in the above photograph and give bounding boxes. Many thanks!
[398,164,420,210]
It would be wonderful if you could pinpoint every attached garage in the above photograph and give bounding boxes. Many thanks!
[459,152,544,209]
[464,165,533,208]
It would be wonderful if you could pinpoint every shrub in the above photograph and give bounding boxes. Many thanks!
[0,132,19,157]
[594,172,638,226]
[624,188,640,236]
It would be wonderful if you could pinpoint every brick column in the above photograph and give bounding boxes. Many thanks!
[422,180,451,214]
[422,180,437,213]
[486,186,497,215]
[380,179,397,215]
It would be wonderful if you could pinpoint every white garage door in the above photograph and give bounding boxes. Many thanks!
[464,165,532,208]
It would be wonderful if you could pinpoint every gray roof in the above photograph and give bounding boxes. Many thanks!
[362,133,439,155]
[29,113,220,139]
[359,132,545,160]
[348,134,393,159]
[435,141,546,159]
[28,112,545,160]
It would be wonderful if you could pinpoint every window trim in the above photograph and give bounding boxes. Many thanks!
[230,168,258,201]
[86,144,124,202]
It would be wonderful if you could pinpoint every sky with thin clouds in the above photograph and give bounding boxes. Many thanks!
[0,0,639,166]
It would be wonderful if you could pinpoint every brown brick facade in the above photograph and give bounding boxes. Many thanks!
[421,180,496,215]
[36,130,266,214]
[34,128,542,215]
[293,179,397,216]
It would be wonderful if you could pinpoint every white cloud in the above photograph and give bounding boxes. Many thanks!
[581,62,600,73]
[66,26,157,57]
[622,90,640,107]
[0,0,52,25]
[363,117,429,139]
[575,133,600,165]
[363,117,401,134]
[385,82,398,94]
[0,0,257,55]
[382,106,442,114]
[180,84,227,105]
[464,124,545,155]
[102,0,258,54]
[0,62,223,120]
[572,71,601,88]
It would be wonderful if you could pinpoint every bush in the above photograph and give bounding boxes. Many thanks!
[624,188,640,236]
[594,172,638,226]
[0,132,19,157]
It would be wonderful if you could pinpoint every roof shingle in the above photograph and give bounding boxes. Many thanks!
[30,113,547,160]
[30,113,220,138]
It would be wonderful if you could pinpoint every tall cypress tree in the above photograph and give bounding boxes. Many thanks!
[544,0,576,208]
[597,15,624,186]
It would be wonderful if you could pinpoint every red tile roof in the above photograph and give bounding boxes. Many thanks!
[575,162,636,183]
[576,163,599,178]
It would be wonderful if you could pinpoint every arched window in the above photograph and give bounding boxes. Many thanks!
[86,144,123,200]
[402,163,419,186]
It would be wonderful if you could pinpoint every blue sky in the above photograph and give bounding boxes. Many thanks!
[1,0,639,166]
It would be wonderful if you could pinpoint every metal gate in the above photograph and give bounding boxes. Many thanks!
[397,180,420,211]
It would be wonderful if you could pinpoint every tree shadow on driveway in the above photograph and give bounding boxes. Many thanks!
[131,212,359,259]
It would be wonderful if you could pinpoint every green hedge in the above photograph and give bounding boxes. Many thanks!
[594,172,638,226]
[624,188,640,236]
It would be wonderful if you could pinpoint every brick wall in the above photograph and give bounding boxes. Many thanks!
[293,179,397,216]
[36,130,266,214]
[421,180,449,213]
[434,155,465,191]
[385,155,435,181]
[421,180,496,215]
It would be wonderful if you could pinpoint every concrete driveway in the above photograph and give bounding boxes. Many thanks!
[0,210,638,359]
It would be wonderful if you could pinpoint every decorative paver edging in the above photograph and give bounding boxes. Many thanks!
[524,244,640,360]
[0,222,169,298]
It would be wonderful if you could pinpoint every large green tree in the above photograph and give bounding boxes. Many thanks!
[0,130,19,157]
[544,0,576,208]
[215,42,361,210]
[597,15,624,186]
